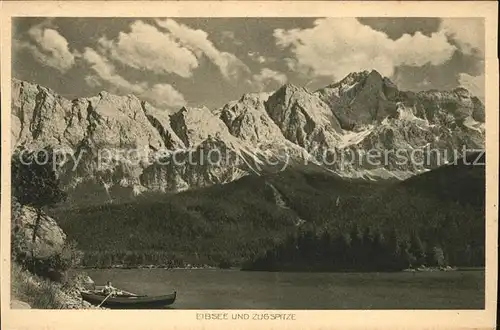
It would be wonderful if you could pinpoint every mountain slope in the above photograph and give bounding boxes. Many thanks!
[264,84,342,153]
[315,70,485,179]
[11,70,485,203]
[400,151,485,207]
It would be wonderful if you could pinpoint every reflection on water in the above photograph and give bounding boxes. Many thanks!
[84,269,484,309]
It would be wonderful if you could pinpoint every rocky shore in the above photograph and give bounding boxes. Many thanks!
[79,263,218,270]
[403,265,458,272]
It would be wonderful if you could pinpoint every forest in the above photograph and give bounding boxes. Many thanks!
[51,153,485,271]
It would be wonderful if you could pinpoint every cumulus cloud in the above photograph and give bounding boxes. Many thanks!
[83,47,146,94]
[16,22,75,72]
[251,68,287,91]
[142,83,186,108]
[439,18,484,57]
[274,18,456,80]
[392,31,457,67]
[98,21,199,78]
[82,47,185,109]
[156,19,250,80]
[458,73,485,100]
[94,19,248,81]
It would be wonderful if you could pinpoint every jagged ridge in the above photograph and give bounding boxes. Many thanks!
[11,70,485,203]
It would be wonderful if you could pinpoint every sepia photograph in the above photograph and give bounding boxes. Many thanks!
[1,1,498,329]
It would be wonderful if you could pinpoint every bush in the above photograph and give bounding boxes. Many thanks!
[48,241,83,271]
[12,240,83,281]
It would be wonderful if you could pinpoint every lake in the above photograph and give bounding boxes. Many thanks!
[84,268,484,309]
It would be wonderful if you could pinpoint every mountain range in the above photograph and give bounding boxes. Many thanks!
[11,69,485,205]
[11,70,486,269]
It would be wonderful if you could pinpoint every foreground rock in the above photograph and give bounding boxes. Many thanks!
[11,299,31,309]
[11,197,66,260]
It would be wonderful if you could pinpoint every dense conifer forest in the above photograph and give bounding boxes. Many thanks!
[52,153,485,271]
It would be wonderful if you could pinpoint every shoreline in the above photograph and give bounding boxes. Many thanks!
[76,265,220,271]
[76,265,484,272]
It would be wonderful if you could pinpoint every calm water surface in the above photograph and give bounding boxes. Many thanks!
[84,269,484,309]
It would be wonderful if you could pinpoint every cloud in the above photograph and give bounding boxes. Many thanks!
[98,21,199,78]
[82,47,185,108]
[248,51,267,64]
[156,19,250,80]
[274,18,456,80]
[83,47,146,94]
[392,31,456,67]
[439,18,484,57]
[142,83,186,108]
[16,22,75,72]
[458,73,484,100]
[251,68,287,91]
[94,19,248,81]
[84,75,102,88]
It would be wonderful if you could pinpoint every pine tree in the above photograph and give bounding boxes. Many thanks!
[11,148,67,271]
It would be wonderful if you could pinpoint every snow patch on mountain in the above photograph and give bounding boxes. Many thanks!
[337,126,375,148]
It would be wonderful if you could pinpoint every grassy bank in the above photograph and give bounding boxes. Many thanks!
[11,262,64,309]
[11,262,99,309]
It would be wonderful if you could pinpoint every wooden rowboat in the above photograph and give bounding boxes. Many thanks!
[81,291,176,309]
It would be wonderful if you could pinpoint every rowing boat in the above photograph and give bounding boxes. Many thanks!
[81,290,176,309]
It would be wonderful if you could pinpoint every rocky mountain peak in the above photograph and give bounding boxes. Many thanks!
[367,68,383,79]
[141,101,186,150]
[239,92,271,104]
[219,92,284,145]
[273,83,308,99]
[169,105,243,150]
[264,81,342,152]
[333,70,370,86]
[315,68,485,130]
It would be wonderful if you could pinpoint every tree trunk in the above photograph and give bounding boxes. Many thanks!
[32,208,42,243]
[31,208,42,272]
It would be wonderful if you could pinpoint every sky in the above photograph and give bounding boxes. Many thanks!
[12,17,485,111]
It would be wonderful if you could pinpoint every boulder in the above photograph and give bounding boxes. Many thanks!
[11,197,66,261]
[11,299,32,309]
